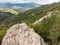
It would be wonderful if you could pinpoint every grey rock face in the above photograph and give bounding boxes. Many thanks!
[1,23,45,45]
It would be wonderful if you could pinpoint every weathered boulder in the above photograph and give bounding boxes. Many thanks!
[1,23,45,45]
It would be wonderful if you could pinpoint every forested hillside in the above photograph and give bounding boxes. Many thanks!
[1,2,60,27]
[0,12,13,22]
[30,10,60,45]
[0,2,60,45]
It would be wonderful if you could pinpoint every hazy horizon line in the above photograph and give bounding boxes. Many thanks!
[0,1,60,5]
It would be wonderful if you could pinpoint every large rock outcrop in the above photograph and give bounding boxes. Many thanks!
[1,23,45,45]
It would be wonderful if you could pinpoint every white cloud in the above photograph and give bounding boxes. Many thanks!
[33,0,60,4]
[0,0,60,4]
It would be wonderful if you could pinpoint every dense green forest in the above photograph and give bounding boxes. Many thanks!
[30,11,60,45]
[0,12,13,22]
[0,2,60,45]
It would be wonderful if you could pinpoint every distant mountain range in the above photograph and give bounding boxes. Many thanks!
[0,2,40,9]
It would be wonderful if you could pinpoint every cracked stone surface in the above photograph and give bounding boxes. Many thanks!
[1,23,45,45]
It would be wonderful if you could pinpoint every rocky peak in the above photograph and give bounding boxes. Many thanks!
[1,23,45,45]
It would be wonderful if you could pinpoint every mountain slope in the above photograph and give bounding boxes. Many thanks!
[0,2,60,28]
[33,11,52,24]
[31,10,60,45]
[1,2,60,26]
[0,2,40,9]
[0,2,40,14]
[0,12,13,22]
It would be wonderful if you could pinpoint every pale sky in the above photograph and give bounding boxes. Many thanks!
[0,0,60,4]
